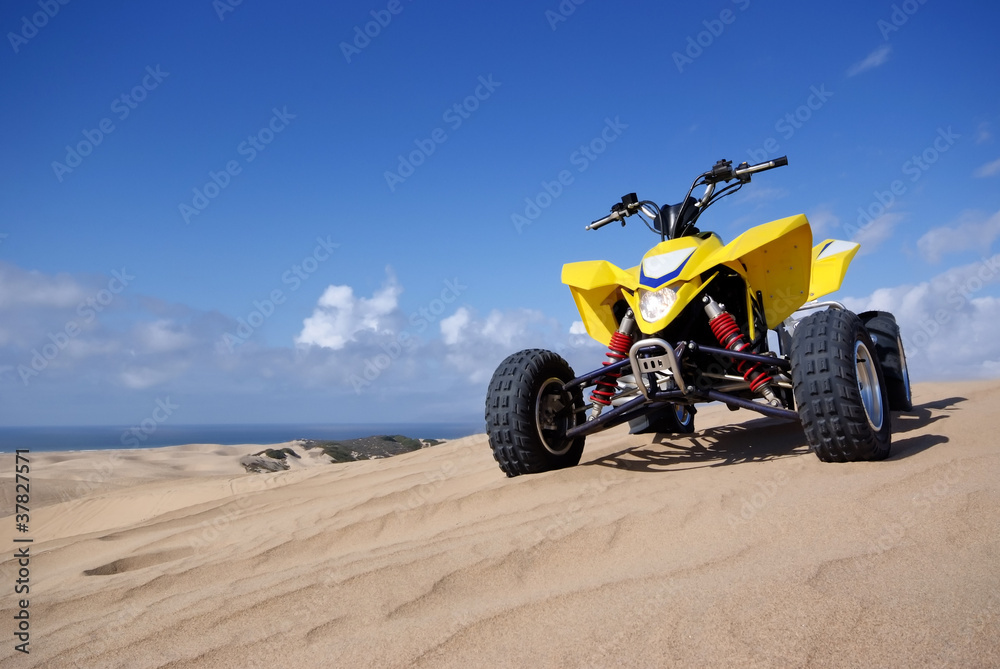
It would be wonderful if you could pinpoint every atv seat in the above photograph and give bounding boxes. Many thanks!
[654,196,700,239]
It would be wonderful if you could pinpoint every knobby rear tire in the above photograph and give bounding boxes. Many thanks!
[791,309,892,462]
[859,310,913,411]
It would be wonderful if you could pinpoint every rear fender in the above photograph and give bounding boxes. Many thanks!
[808,239,860,301]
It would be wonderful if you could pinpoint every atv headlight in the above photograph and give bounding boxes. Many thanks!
[638,286,678,322]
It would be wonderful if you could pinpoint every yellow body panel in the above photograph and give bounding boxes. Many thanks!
[628,236,720,334]
[703,214,813,327]
[560,260,639,345]
[563,214,858,344]
[808,239,861,300]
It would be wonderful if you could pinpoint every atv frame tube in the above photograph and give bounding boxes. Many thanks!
[684,341,792,372]
[560,336,798,440]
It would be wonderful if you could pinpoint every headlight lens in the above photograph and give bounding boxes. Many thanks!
[638,286,678,322]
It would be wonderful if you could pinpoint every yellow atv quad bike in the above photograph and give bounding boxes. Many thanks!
[485,157,912,477]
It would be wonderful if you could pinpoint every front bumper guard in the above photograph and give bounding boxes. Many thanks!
[628,338,687,401]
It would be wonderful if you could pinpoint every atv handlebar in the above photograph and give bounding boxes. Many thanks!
[733,156,788,179]
[585,156,788,234]
[586,192,641,231]
[706,156,788,184]
[585,210,625,231]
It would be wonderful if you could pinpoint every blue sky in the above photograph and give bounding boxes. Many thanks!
[2,0,999,426]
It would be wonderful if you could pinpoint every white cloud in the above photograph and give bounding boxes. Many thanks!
[119,364,185,390]
[0,262,259,394]
[440,307,471,345]
[0,261,491,422]
[841,254,1000,379]
[974,158,1000,178]
[439,307,565,383]
[917,209,1000,263]
[850,212,904,255]
[295,270,402,350]
[0,262,90,309]
[807,206,840,240]
[568,320,605,357]
[133,319,196,353]
[480,310,537,349]
[847,45,892,77]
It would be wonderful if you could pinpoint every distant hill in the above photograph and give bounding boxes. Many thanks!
[297,434,444,464]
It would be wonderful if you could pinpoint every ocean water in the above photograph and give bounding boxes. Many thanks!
[0,422,483,453]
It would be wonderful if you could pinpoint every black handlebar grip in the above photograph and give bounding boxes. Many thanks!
[773,156,788,167]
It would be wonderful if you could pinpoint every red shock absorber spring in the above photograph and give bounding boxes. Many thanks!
[708,311,773,393]
[590,331,633,405]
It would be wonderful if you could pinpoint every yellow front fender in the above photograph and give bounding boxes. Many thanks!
[561,260,639,345]
[703,214,814,325]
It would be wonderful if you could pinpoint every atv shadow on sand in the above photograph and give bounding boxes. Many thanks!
[584,418,809,474]
[886,396,966,459]
[585,397,964,474]
[891,396,965,435]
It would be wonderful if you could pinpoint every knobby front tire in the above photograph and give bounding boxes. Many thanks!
[485,349,585,477]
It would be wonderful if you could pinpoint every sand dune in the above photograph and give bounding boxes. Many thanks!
[2,380,999,668]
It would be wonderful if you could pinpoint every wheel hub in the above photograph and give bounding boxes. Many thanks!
[535,377,576,456]
[854,340,884,431]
